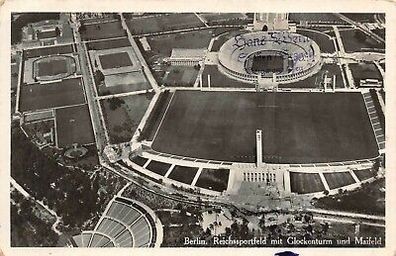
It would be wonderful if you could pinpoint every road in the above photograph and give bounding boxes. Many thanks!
[70,15,108,160]
[334,13,385,44]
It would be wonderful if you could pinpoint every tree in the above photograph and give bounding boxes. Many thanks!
[94,70,105,85]
[55,26,60,37]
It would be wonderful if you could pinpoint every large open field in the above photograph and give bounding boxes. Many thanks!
[37,59,68,76]
[349,63,383,85]
[80,21,126,41]
[19,78,86,112]
[101,93,153,144]
[152,91,378,164]
[55,104,95,148]
[99,52,133,69]
[290,172,325,194]
[340,29,385,52]
[126,13,204,35]
[24,44,74,59]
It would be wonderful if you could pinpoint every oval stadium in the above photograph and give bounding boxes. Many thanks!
[218,31,322,86]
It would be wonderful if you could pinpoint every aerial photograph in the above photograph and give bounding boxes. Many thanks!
[10,12,385,248]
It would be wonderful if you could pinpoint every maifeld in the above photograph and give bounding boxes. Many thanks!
[287,237,333,245]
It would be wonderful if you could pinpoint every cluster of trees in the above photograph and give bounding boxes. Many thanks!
[11,128,101,228]
[11,192,59,246]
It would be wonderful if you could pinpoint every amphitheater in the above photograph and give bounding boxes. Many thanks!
[71,197,163,248]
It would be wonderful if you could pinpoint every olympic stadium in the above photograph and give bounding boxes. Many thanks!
[218,31,322,86]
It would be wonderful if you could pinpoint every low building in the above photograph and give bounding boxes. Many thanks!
[164,48,206,66]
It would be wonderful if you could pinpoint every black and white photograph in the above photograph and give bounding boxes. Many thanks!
[3,1,395,255]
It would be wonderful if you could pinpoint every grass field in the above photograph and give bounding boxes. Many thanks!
[353,168,376,181]
[200,13,247,25]
[86,37,131,50]
[147,30,213,57]
[168,165,198,184]
[290,172,325,194]
[288,13,344,23]
[55,104,95,148]
[99,52,132,69]
[201,65,253,88]
[315,178,385,215]
[279,63,344,89]
[37,59,68,76]
[101,93,153,144]
[195,168,229,192]
[126,13,204,35]
[296,29,335,53]
[80,21,126,41]
[19,78,85,112]
[152,91,378,164]
[340,30,385,53]
[163,66,199,87]
[349,63,383,85]
[130,155,148,166]
[146,160,171,176]
[24,44,74,59]
[323,172,356,190]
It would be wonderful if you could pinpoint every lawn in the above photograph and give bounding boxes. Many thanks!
[200,13,247,25]
[55,104,95,148]
[101,93,154,144]
[353,168,376,181]
[80,21,126,41]
[296,29,335,53]
[130,155,148,166]
[152,91,378,164]
[147,29,213,57]
[168,165,198,185]
[323,172,356,190]
[340,29,385,53]
[201,65,253,88]
[19,77,85,112]
[290,172,325,194]
[288,13,345,23]
[86,38,131,50]
[99,52,132,69]
[349,63,383,86]
[279,63,344,89]
[37,59,68,76]
[126,13,204,35]
[314,178,385,215]
[195,168,229,192]
[146,160,171,176]
[24,44,74,59]
[163,66,199,87]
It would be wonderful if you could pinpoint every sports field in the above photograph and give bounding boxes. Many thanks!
[80,21,126,41]
[55,104,95,148]
[24,44,74,59]
[19,78,86,112]
[101,93,154,144]
[152,91,378,164]
[290,172,325,194]
[37,59,68,76]
[99,52,133,69]
[126,13,204,35]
